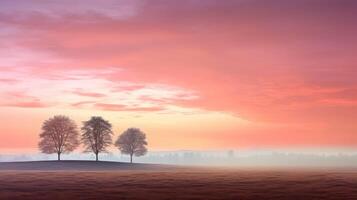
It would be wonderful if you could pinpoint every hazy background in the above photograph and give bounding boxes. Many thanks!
[1,149,357,167]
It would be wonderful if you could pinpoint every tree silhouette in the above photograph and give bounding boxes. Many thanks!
[39,115,79,161]
[81,116,113,161]
[115,128,148,163]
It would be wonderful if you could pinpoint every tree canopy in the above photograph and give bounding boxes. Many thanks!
[81,116,113,161]
[115,128,148,163]
[38,115,79,160]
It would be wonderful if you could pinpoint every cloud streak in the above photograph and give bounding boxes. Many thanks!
[71,89,107,98]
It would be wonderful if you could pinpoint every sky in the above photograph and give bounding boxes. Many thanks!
[0,0,357,153]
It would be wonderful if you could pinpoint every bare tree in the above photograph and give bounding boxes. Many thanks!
[81,116,113,161]
[39,115,79,161]
[115,128,148,163]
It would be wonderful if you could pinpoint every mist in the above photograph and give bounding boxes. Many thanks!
[1,149,357,168]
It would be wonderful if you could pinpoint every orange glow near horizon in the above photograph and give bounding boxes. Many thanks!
[1,0,357,153]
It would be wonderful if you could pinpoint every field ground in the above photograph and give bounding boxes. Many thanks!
[0,161,357,200]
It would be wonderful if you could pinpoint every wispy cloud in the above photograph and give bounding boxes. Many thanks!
[1,101,48,108]
[94,103,165,112]
[70,89,107,98]
[0,78,18,83]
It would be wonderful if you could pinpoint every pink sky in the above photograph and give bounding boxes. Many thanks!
[1,0,357,152]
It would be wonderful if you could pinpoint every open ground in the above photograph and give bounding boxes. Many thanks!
[0,161,357,200]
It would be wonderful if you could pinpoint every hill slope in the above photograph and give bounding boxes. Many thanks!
[0,160,178,171]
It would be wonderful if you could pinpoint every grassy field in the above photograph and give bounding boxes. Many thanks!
[0,162,357,199]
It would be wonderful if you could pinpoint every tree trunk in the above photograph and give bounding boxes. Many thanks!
[130,154,133,163]
[57,152,61,161]
[96,153,98,161]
